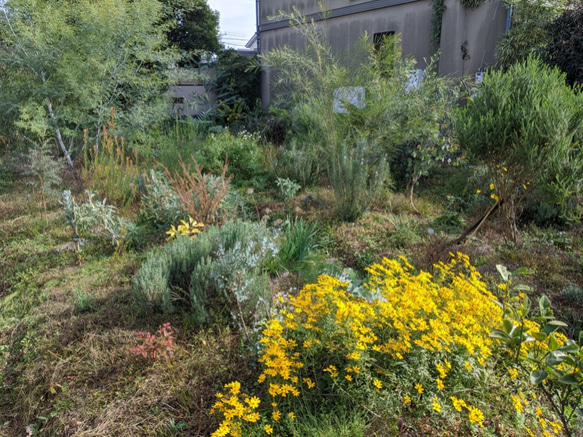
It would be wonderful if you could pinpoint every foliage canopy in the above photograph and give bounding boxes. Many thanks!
[456,57,583,237]
[495,0,567,66]
[161,0,220,66]
[0,0,177,164]
[542,1,583,86]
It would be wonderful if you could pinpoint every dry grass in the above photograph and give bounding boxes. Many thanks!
[0,184,254,436]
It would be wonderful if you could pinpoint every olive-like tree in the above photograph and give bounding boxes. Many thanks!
[456,57,583,241]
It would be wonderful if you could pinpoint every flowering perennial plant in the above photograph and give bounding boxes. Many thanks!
[212,254,511,435]
[210,381,261,437]
[165,217,204,240]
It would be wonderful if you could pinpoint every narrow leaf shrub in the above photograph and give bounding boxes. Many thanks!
[276,219,319,271]
[133,221,278,328]
[328,139,388,221]
[456,56,583,236]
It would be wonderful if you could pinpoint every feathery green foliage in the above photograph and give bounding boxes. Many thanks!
[25,141,64,220]
[0,0,177,163]
[262,7,456,220]
[456,57,583,239]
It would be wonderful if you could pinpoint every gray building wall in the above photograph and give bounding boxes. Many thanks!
[168,68,216,117]
[258,0,507,105]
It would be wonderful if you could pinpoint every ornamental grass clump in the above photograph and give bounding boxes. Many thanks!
[212,254,511,435]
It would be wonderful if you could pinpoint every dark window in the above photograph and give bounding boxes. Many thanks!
[373,31,396,50]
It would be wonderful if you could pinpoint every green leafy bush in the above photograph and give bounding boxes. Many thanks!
[495,0,566,66]
[328,139,388,221]
[203,48,261,128]
[263,9,456,220]
[542,2,583,86]
[456,56,583,239]
[140,169,184,227]
[193,130,268,187]
[275,177,301,201]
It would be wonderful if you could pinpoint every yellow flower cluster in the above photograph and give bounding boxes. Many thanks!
[450,396,485,427]
[165,217,204,240]
[511,394,524,413]
[210,382,261,437]
[212,253,505,435]
[365,253,502,361]
[539,416,562,436]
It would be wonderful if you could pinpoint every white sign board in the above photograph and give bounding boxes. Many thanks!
[333,86,366,114]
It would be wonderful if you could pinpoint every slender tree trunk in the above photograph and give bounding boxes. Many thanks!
[45,98,74,169]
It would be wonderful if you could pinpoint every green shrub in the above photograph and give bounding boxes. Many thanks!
[60,190,137,250]
[140,169,184,227]
[193,130,268,187]
[147,117,208,173]
[329,139,388,222]
[271,136,323,188]
[456,56,583,239]
[387,214,423,248]
[203,48,261,129]
[276,177,301,201]
[493,266,583,436]
[263,9,455,219]
[432,211,466,232]
[133,221,278,329]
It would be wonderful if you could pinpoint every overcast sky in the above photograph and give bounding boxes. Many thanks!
[206,0,257,49]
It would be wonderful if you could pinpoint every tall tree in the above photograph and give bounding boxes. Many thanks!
[0,0,177,166]
[161,0,220,66]
[542,2,583,86]
[495,0,567,67]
